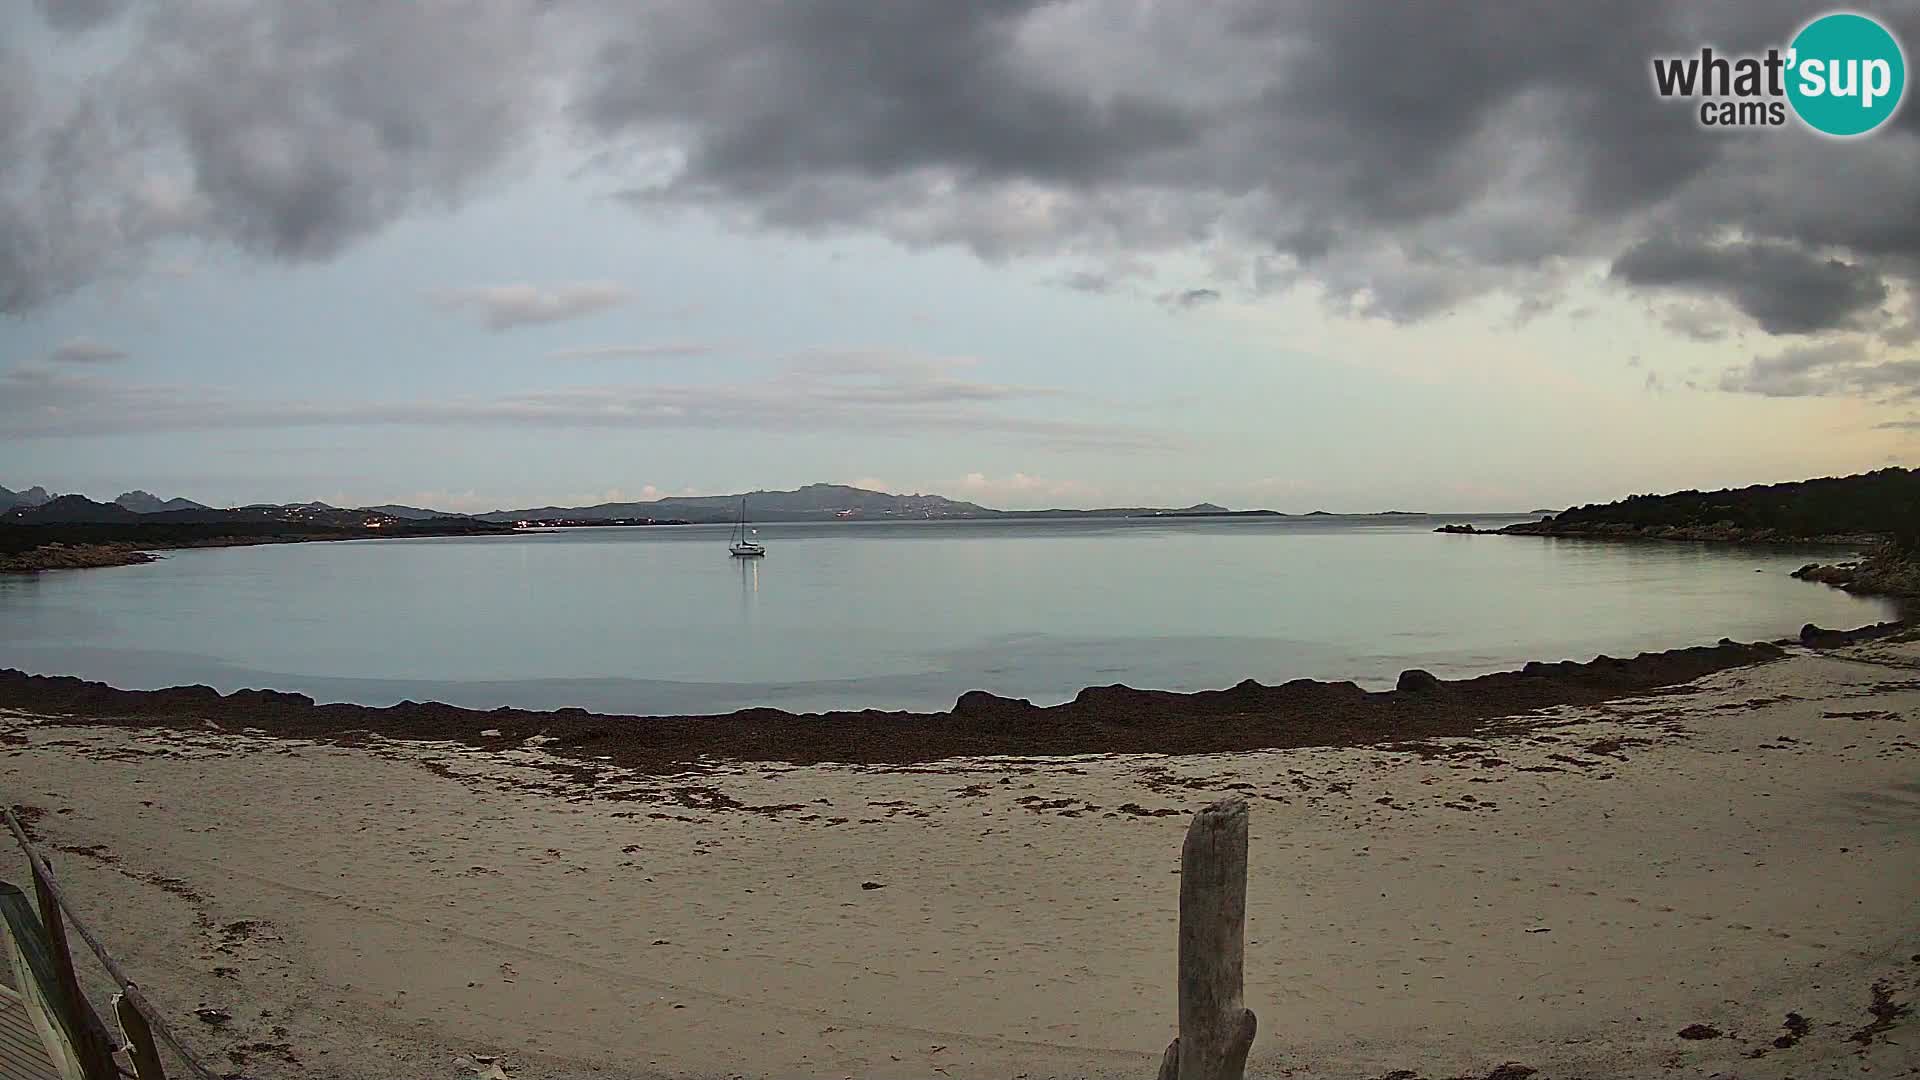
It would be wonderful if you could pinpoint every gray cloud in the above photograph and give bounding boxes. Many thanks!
[49,337,127,363]
[1658,302,1732,343]
[435,282,634,331]
[1612,237,1889,335]
[1719,340,1920,398]
[1058,270,1119,294]
[0,350,1157,449]
[33,0,128,33]
[577,2,1195,191]
[3,1,553,312]
[1160,287,1222,310]
[4,0,1918,372]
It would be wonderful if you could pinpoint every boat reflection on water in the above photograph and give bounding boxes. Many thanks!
[737,554,760,629]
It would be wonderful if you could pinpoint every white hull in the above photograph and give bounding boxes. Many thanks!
[730,544,766,558]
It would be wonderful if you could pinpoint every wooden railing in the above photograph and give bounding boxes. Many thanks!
[3,797,1259,1080]
[3,808,218,1080]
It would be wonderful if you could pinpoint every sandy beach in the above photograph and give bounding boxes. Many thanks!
[4,635,1917,1080]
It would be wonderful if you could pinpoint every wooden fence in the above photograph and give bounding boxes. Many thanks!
[3,797,1259,1080]
[3,808,218,1080]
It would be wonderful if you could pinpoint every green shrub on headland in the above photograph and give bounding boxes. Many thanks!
[1535,467,1920,545]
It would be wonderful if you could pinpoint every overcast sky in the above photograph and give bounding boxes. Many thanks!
[3,0,1918,512]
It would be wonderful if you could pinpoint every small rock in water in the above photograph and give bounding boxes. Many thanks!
[861,881,887,890]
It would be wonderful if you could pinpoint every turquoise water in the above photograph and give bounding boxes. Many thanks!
[0,517,1893,715]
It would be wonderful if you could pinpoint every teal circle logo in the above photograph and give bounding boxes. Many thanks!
[1787,12,1907,136]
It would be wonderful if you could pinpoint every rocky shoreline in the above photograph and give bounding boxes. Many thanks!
[0,620,1907,774]
[1501,519,1884,544]
[0,524,511,574]
[1791,548,1920,599]
[0,542,162,572]
[1436,517,1920,604]
[1437,519,1882,545]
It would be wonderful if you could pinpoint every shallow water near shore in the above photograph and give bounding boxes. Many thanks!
[0,516,1895,715]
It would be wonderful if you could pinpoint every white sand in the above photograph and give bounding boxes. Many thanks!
[3,641,1918,1080]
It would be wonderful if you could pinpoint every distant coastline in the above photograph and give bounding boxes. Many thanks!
[1435,519,1881,545]
[6,480,1526,529]
[0,519,517,574]
[0,495,1523,575]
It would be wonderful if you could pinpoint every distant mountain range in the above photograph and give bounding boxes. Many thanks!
[3,480,1483,526]
[114,490,210,513]
[471,484,1261,523]
[0,485,52,512]
[2,494,389,528]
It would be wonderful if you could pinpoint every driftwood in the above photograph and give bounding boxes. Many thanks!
[1157,798,1257,1080]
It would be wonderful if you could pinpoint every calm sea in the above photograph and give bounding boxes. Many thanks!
[0,517,1892,716]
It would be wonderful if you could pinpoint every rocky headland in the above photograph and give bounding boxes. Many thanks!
[1495,518,1883,545]
[0,514,517,574]
[1435,519,1882,545]
[1791,548,1920,599]
[1436,468,1920,605]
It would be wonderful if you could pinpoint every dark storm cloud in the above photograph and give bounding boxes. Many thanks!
[148,2,553,262]
[5,0,1919,396]
[577,1,1196,190]
[573,0,1920,336]
[1613,237,1889,335]
[2,1,552,313]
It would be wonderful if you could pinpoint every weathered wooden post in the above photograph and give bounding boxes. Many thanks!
[1157,797,1257,1080]
[115,993,168,1080]
[31,861,118,1080]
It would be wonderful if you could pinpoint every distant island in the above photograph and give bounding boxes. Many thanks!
[1434,467,1920,599]
[459,486,1259,525]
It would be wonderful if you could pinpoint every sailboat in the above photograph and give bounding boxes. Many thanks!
[729,496,766,558]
